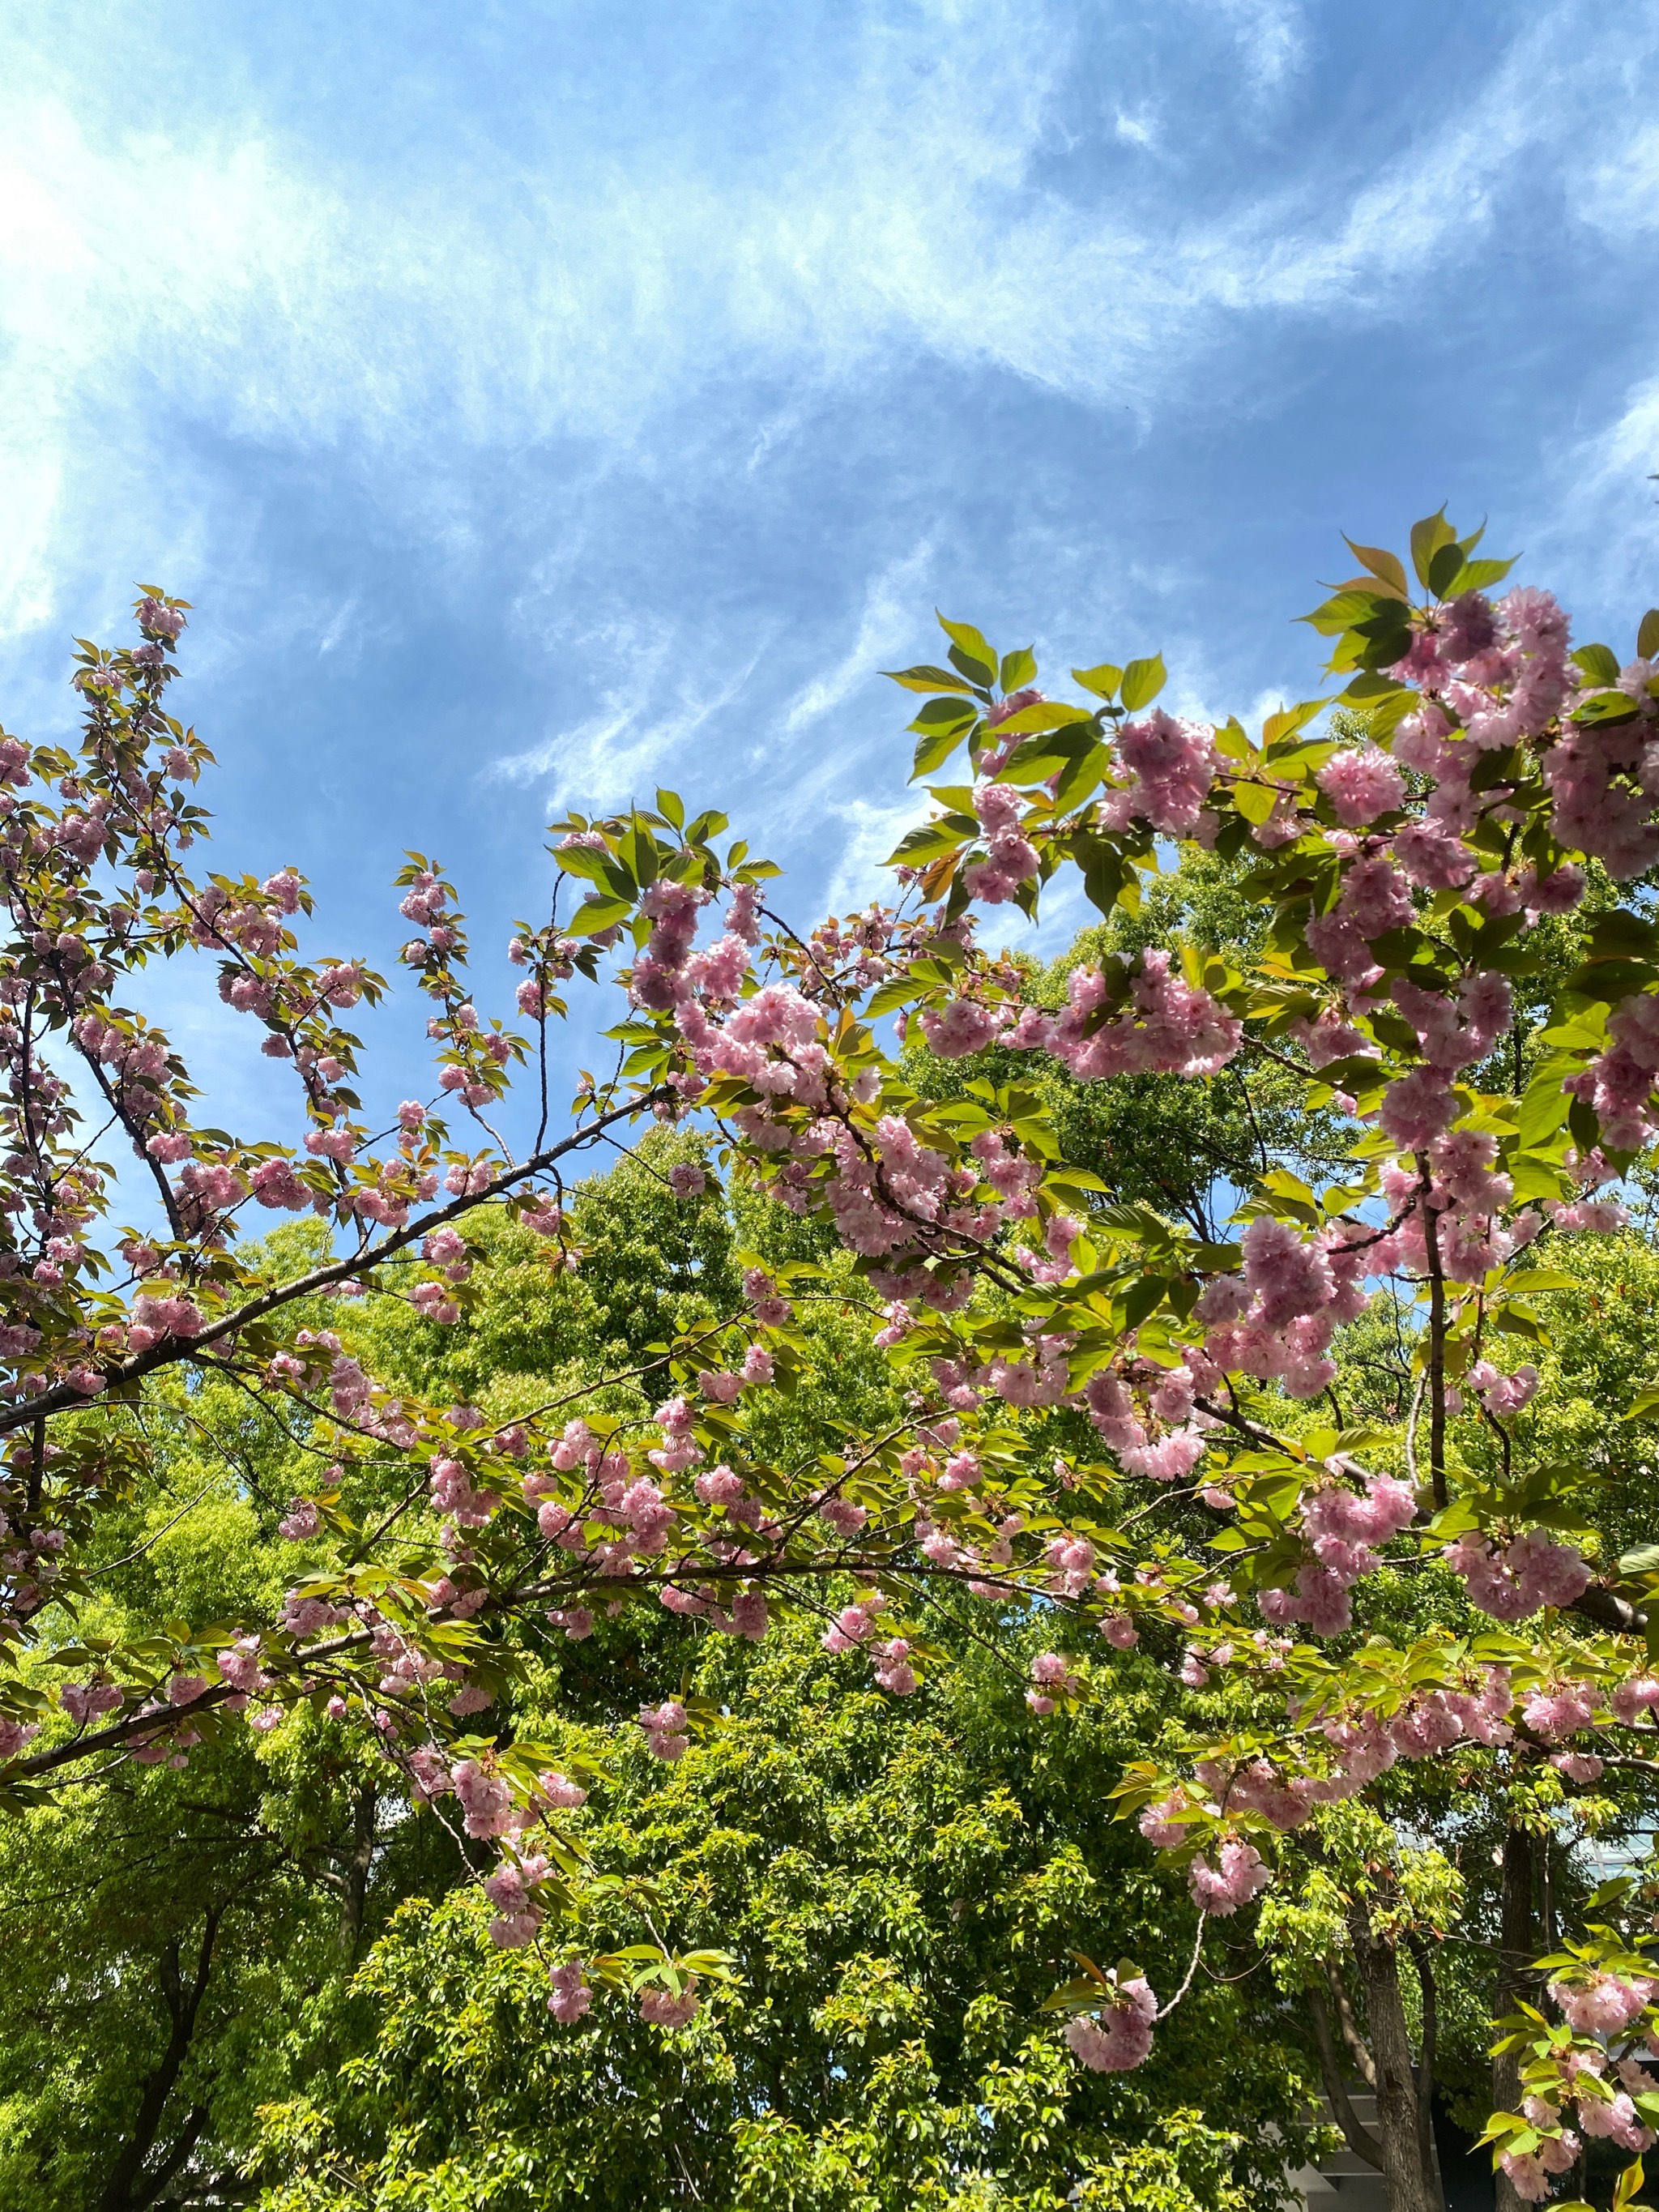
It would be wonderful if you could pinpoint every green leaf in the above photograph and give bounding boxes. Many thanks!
[1341,673,1411,702]
[1444,555,1516,594]
[655,787,685,831]
[1574,688,1641,728]
[990,702,1090,737]
[1516,1057,1576,1151]
[1409,506,1456,588]
[912,724,972,779]
[1120,1272,1169,1330]
[936,614,996,686]
[618,822,659,890]
[1081,844,1124,917]
[1302,587,1386,637]
[1051,741,1111,814]
[1639,609,1659,661]
[1572,643,1622,688]
[908,698,980,779]
[1000,725,1099,783]
[1427,538,1467,598]
[1493,1305,1547,1344]
[909,695,980,735]
[568,894,632,937]
[884,822,966,868]
[1119,654,1166,712]
[1263,699,1328,750]
[1508,1150,1572,1205]
[1072,662,1122,701]
[1589,911,1659,961]
[999,646,1037,694]
[1342,536,1410,599]
[865,976,926,1018]
[1618,1542,1659,1572]
[552,842,614,886]
[1213,716,1252,762]
[884,664,980,695]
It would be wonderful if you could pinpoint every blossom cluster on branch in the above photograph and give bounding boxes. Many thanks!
[2,523,1659,2200]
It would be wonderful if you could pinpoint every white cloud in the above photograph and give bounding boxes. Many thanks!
[493,626,766,812]
[822,793,927,916]
[0,0,1656,655]
[1570,124,1659,237]
[1201,0,1306,94]
[1541,372,1659,612]
[782,543,934,733]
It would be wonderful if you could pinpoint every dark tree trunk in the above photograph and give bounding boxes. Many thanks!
[1492,1821,1537,2212]
[99,1907,222,2212]
[1407,1933,1440,2210]
[339,1780,378,1959]
[1352,1916,1438,2212]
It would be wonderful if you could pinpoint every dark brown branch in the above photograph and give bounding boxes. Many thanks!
[1307,1977,1384,2173]
[0,1086,670,1436]
[98,1905,222,2212]
[1327,1956,1376,2086]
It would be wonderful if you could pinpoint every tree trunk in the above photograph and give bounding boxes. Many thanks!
[1352,1917,1439,2212]
[339,1780,378,1959]
[98,1907,221,2212]
[1407,1933,1440,2210]
[1492,1821,1537,2212]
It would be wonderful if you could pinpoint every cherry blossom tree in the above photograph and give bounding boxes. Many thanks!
[4,519,1659,2210]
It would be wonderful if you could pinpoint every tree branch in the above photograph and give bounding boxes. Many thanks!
[1307,1977,1384,2173]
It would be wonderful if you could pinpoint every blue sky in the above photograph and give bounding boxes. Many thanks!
[2,0,1657,1152]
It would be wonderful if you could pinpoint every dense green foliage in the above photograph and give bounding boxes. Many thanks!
[0,1112,1325,2209]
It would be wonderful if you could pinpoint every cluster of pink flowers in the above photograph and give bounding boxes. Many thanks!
[1026,1650,1083,1715]
[484,1855,550,1948]
[1256,1468,1418,1638]
[1572,994,1659,1152]
[638,1980,702,2029]
[1102,711,1220,838]
[963,782,1040,904]
[1188,1838,1271,1916]
[638,1699,690,1761]
[1444,1529,1591,1621]
[548,1962,592,2023]
[1195,1215,1379,1403]
[1064,1973,1158,2072]
[1506,2033,1659,2197]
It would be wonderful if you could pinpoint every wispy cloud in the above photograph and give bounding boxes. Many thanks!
[1202,0,1307,95]
[4,0,1656,650]
[493,628,766,813]
[782,544,934,734]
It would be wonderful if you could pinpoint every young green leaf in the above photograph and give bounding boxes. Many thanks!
[1409,506,1456,589]
[1072,662,1122,701]
[936,614,996,685]
[1342,536,1410,599]
[1119,653,1166,712]
[1572,643,1622,689]
[884,664,980,695]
